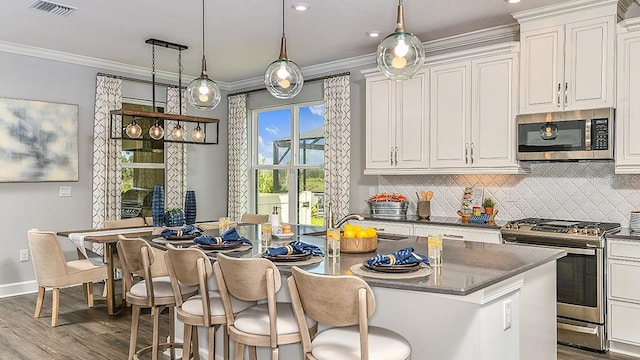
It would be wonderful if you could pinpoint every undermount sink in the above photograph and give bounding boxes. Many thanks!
[302,230,408,241]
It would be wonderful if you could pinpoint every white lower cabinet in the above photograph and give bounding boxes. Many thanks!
[607,238,640,356]
[351,220,413,236]
[413,224,502,244]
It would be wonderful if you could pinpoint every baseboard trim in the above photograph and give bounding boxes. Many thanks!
[0,280,39,298]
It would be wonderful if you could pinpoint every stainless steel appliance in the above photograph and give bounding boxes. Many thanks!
[516,108,614,161]
[500,218,621,352]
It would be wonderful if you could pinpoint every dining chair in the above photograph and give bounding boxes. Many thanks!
[240,213,269,225]
[27,229,108,327]
[117,236,198,360]
[287,266,412,360]
[213,253,318,360]
[164,246,255,360]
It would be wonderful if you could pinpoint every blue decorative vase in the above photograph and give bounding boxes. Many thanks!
[151,185,165,227]
[165,209,185,227]
[184,191,197,225]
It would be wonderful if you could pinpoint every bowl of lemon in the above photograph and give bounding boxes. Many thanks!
[340,224,378,253]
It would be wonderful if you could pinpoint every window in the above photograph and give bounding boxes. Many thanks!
[121,102,165,219]
[252,102,325,226]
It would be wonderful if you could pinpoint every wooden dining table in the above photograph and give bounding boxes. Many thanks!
[57,227,154,315]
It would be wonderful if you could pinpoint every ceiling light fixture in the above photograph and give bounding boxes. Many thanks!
[504,0,521,3]
[264,0,304,99]
[292,3,310,11]
[192,123,205,142]
[376,0,425,80]
[186,0,221,110]
[367,31,381,38]
[125,116,142,138]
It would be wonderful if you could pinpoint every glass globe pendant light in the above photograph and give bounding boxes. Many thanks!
[149,120,164,140]
[186,0,221,110]
[171,122,186,141]
[125,117,142,138]
[192,123,205,142]
[264,0,304,99]
[376,0,425,80]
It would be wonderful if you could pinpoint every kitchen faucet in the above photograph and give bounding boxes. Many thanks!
[326,201,364,228]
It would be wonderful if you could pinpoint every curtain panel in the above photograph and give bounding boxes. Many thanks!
[227,94,249,221]
[323,75,352,220]
[165,87,187,209]
[91,75,123,232]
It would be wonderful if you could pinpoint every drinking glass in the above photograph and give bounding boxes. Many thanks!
[261,222,272,247]
[326,227,341,258]
[427,234,443,267]
[219,216,231,234]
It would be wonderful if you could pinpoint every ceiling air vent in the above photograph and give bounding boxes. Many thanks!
[28,0,77,16]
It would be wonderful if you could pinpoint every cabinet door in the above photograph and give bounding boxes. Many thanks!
[396,72,429,169]
[564,16,615,110]
[519,26,564,114]
[471,54,517,168]
[430,62,471,168]
[413,224,502,243]
[351,220,413,235]
[615,33,640,173]
[609,301,640,346]
[365,77,395,169]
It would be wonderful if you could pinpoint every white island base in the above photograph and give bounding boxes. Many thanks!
[176,260,557,360]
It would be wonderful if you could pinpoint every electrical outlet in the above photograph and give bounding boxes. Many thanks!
[20,249,29,262]
[503,299,512,330]
[59,186,72,197]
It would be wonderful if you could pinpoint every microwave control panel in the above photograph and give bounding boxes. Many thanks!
[592,118,609,150]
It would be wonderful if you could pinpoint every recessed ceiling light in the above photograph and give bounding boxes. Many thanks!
[292,3,310,11]
[504,0,521,3]
[367,31,381,38]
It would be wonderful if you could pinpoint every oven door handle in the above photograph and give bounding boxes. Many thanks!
[557,322,599,335]
[503,240,596,256]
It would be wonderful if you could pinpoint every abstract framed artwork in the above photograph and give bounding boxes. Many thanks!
[0,98,79,182]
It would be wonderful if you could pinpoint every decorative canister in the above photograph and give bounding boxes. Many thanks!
[165,208,185,227]
[184,191,197,225]
[151,185,165,227]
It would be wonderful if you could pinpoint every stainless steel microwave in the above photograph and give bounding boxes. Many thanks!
[516,108,614,161]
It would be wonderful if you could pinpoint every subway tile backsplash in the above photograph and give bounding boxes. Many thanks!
[378,162,640,226]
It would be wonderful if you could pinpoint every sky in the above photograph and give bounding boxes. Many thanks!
[257,104,325,165]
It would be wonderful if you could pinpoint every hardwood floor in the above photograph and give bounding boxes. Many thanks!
[0,284,638,360]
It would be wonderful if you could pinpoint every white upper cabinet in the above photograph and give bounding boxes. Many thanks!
[514,0,620,114]
[428,44,527,173]
[364,71,429,174]
[615,18,640,174]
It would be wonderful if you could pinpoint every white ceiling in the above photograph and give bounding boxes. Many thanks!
[0,0,636,84]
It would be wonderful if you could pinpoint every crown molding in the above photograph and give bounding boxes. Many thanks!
[425,41,520,66]
[619,16,640,32]
[0,40,233,90]
[423,23,520,55]
[512,0,622,23]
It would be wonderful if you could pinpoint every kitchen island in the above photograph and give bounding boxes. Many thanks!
[162,225,565,360]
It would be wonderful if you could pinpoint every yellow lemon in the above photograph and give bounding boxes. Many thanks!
[343,223,355,232]
[353,225,364,233]
[365,227,377,238]
[343,229,356,238]
[356,230,367,238]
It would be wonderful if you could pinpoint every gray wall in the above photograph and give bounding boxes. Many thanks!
[0,51,228,292]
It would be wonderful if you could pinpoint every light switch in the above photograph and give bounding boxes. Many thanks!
[59,186,72,197]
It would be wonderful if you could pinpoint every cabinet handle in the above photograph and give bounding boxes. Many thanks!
[470,143,475,164]
[465,143,469,164]
[394,146,398,166]
[557,83,561,107]
[443,233,464,239]
[564,82,568,106]
[390,149,393,166]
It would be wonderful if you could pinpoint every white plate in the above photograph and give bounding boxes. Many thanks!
[273,232,295,239]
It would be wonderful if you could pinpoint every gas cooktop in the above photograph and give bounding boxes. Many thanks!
[500,218,621,248]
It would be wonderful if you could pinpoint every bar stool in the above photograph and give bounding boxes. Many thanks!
[287,266,412,360]
[213,253,318,360]
[116,237,197,360]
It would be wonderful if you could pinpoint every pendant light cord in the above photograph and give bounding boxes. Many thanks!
[202,0,206,55]
[281,0,285,37]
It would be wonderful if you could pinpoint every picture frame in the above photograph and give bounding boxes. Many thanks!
[0,98,79,182]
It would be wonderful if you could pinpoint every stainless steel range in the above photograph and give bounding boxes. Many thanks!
[500,218,621,352]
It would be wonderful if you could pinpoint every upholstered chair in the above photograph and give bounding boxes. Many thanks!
[213,253,318,360]
[116,236,197,360]
[239,213,269,224]
[287,266,412,360]
[27,229,108,327]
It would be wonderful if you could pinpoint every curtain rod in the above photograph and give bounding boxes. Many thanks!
[97,72,182,89]
[228,71,351,97]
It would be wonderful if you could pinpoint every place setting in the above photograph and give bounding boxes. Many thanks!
[350,247,433,279]
[259,240,325,266]
[192,228,253,254]
[151,224,204,246]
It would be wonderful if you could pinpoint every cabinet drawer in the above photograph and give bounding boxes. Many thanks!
[609,301,640,346]
[413,224,501,244]
[609,261,640,302]
[351,221,413,236]
[609,240,640,261]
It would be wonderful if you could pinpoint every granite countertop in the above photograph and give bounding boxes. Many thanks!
[606,228,640,241]
[361,214,508,229]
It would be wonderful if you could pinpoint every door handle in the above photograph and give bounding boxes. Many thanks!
[394,146,398,166]
[564,82,568,106]
[470,143,475,164]
[465,143,469,164]
[390,149,393,166]
[557,322,598,335]
[557,83,561,107]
